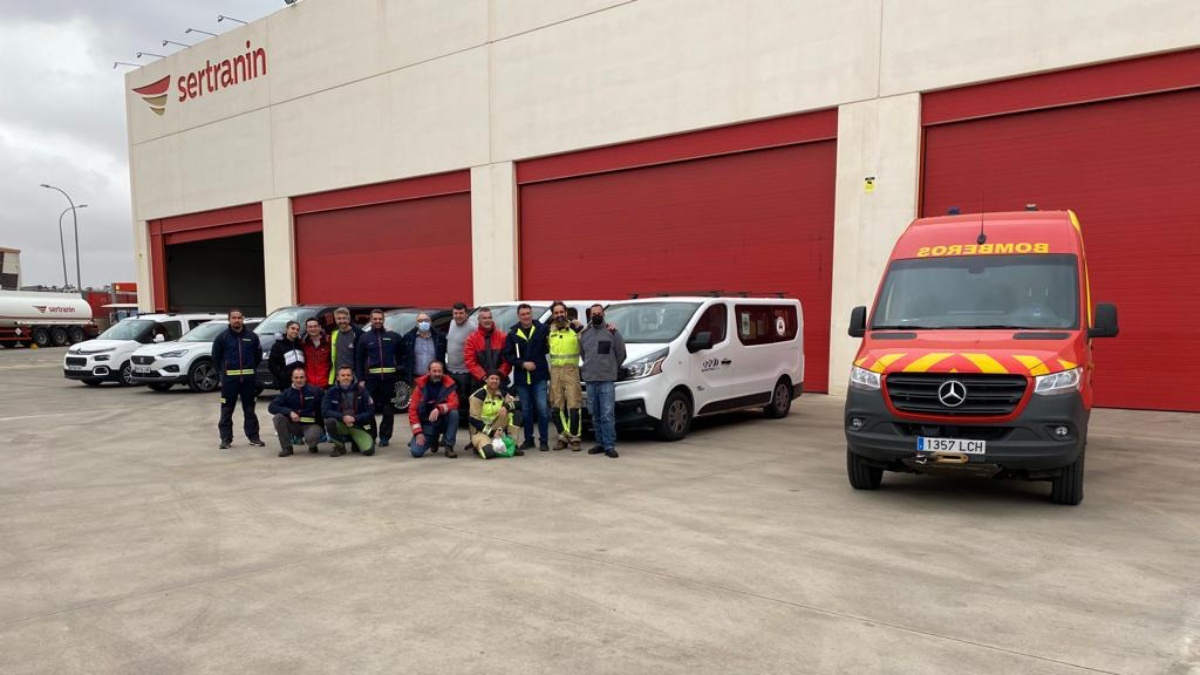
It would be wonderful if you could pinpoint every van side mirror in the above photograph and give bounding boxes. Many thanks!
[1089,303,1119,339]
[153,334,165,343]
[687,331,714,353]
[848,306,867,338]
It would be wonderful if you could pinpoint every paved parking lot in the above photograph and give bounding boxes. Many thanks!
[1,346,1197,674]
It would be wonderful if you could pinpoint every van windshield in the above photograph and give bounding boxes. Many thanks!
[604,302,700,344]
[873,255,1079,330]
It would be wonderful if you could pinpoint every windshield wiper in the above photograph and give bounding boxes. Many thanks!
[944,324,1037,330]
[871,325,943,331]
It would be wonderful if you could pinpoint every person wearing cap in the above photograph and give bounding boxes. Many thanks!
[268,369,325,457]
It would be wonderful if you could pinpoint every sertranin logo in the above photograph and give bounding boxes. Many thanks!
[130,40,268,117]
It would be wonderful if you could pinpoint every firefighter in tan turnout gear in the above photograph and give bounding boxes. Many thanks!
[546,301,585,451]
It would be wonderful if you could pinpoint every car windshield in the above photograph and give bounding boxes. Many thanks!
[99,319,155,341]
[872,254,1080,330]
[604,302,701,343]
[181,322,229,342]
[475,305,549,332]
[255,307,311,335]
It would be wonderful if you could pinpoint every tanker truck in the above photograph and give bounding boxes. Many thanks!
[0,290,97,348]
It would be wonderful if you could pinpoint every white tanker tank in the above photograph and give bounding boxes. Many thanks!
[0,290,97,348]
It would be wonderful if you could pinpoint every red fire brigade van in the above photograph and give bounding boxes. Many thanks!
[844,210,1119,505]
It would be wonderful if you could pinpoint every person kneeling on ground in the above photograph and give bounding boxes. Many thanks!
[268,369,326,457]
[322,366,376,457]
[470,370,524,459]
[408,361,460,458]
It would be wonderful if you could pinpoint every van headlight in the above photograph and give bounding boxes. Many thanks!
[1034,367,1082,395]
[849,366,881,391]
[619,349,667,381]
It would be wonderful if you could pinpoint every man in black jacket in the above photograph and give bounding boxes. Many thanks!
[356,309,403,446]
[504,303,551,451]
[268,369,325,457]
[211,308,265,449]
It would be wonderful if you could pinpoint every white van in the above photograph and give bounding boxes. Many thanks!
[601,296,804,440]
[63,313,222,387]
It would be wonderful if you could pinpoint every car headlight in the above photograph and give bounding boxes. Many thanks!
[618,349,667,381]
[1034,367,1082,395]
[849,365,881,391]
[95,355,110,362]
[160,350,186,359]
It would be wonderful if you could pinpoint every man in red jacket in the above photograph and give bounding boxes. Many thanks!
[408,361,460,458]
[302,317,332,389]
[464,307,511,390]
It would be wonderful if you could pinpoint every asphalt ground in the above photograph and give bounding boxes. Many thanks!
[1,345,1197,674]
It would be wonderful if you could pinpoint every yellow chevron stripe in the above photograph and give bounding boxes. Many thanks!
[1014,354,1050,376]
[855,357,868,367]
[1058,359,1077,370]
[962,353,1009,374]
[902,352,953,373]
[870,353,906,373]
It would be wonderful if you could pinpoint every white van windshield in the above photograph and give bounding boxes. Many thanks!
[873,255,1079,330]
[604,302,700,344]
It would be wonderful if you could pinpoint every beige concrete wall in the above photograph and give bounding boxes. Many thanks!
[261,198,295,314]
[123,0,1198,389]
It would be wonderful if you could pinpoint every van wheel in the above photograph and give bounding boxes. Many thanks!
[68,326,86,344]
[32,328,51,348]
[51,327,69,346]
[656,390,692,441]
[188,360,220,393]
[847,447,883,490]
[764,378,792,419]
[149,383,173,392]
[1050,447,1085,506]
[118,362,135,387]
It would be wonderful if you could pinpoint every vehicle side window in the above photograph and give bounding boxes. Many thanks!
[162,321,184,341]
[188,320,206,330]
[690,304,728,344]
[736,305,798,346]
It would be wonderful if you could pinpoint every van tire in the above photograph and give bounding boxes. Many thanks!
[764,378,793,419]
[656,390,692,441]
[51,327,69,346]
[1050,447,1085,506]
[847,447,883,490]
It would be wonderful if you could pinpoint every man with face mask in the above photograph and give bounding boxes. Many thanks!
[268,320,306,391]
[546,301,585,451]
[580,304,626,458]
[356,309,403,447]
[400,312,448,385]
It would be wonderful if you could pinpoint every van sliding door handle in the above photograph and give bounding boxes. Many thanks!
[720,359,732,365]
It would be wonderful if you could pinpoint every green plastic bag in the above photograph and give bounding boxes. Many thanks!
[501,435,517,457]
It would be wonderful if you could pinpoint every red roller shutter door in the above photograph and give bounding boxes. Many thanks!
[293,172,472,307]
[519,114,837,392]
[922,51,1200,411]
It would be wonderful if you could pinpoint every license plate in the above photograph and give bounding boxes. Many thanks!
[67,364,83,370]
[133,366,151,373]
[917,437,986,455]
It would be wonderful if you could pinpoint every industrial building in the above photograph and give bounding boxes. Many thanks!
[124,0,1200,410]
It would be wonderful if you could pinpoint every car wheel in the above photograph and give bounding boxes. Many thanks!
[68,326,86,344]
[50,327,69,347]
[655,390,692,441]
[763,377,793,419]
[118,361,136,387]
[188,360,220,393]
[82,379,103,387]
[32,328,51,348]
[1050,446,1085,506]
[148,383,173,392]
[847,447,883,490]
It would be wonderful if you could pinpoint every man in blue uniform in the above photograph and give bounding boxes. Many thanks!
[357,309,403,447]
[211,308,265,449]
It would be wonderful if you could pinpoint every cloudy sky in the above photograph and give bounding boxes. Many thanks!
[0,0,283,290]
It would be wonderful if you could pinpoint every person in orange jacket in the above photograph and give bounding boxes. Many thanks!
[408,360,461,458]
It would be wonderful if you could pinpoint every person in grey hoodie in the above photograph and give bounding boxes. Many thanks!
[579,304,626,458]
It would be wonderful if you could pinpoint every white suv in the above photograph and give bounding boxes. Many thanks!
[601,296,804,440]
[63,313,222,387]
[129,319,260,392]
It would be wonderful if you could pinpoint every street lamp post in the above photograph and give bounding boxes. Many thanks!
[40,184,83,296]
[57,204,88,289]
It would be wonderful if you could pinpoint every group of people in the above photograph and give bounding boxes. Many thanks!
[212,302,627,460]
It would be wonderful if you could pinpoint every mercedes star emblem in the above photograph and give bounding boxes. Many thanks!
[937,380,967,408]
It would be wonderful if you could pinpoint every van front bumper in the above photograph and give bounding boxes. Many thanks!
[844,388,1088,475]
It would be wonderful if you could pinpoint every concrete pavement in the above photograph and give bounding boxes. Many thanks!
[1,346,1197,674]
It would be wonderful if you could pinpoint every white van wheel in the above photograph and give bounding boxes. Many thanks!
[764,378,792,419]
[656,390,692,441]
